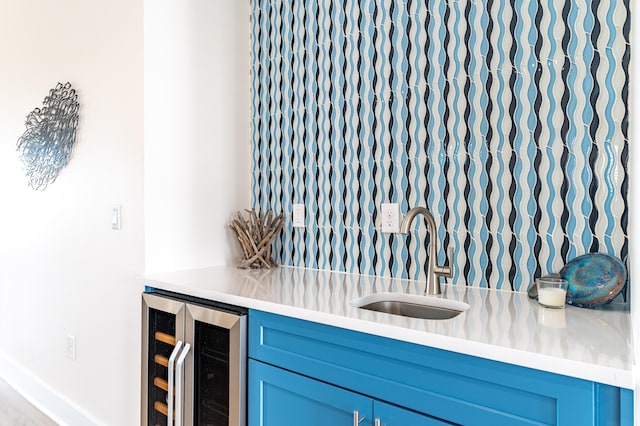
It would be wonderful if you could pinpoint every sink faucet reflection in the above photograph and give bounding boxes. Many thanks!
[400,207,453,296]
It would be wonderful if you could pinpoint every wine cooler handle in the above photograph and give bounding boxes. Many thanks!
[167,340,183,426]
[175,343,191,426]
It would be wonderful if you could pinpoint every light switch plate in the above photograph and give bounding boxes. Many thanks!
[66,335,76,361]
[381,203,400,233]
[292,204,305,228]
[111,205,121,230]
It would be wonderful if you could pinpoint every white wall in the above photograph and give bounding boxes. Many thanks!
[145,0,251,273]
[0,0,249,423]
[0,1,144,425]
[0,0,250,424]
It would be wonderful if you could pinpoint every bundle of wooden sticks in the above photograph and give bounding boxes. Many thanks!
[229,209,284,269]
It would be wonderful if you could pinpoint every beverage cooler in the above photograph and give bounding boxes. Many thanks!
[141,290,247,426]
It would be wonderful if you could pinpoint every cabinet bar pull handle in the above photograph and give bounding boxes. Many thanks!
[353,410,364,425]
[175,343,191,426]
[167,340,183,426]
[375,419,381,426]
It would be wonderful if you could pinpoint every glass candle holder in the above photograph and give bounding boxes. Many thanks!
[537,277,569,309]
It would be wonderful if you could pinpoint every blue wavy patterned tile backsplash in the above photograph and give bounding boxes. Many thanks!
[250,0,630,293]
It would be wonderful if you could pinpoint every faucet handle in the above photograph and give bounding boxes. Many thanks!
[434,247,454,279]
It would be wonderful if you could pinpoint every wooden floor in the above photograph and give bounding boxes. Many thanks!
[0,378,57,426]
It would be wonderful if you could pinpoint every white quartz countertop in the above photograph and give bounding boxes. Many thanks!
[144,265,633,389]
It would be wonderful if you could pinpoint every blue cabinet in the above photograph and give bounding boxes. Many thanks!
[249,359,447,426]
[248,310,633,425]
[374,401,449,426]
[249,359,373,425]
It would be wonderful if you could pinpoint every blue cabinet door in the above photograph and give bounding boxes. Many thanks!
[249,359,374,426]
[373,401,451,426]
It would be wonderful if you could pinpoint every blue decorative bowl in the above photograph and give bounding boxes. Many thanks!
[559,253,627,308]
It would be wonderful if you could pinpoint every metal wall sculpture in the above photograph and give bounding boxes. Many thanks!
[16,82,80,190]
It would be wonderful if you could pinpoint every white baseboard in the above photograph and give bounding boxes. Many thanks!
[0,351,101,426]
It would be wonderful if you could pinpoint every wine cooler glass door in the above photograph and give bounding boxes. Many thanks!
[142,294,185,426]
[185,304,247,426]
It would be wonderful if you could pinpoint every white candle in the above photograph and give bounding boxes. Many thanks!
[538,287,567,308]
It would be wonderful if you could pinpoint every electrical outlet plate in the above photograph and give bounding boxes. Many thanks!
[381,203,400,233]
[292,204,305,228]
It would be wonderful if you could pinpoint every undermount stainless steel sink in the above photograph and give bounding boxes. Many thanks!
[351,293,469,320]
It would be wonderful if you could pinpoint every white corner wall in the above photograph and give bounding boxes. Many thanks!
[145,0,251,273]
[0,1,144,425]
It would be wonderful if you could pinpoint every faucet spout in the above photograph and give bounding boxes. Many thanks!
[400,207,453,295]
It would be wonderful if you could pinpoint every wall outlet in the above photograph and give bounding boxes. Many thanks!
[381,203,400,233]
[292,204,305,228]
[66,335,76,361]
